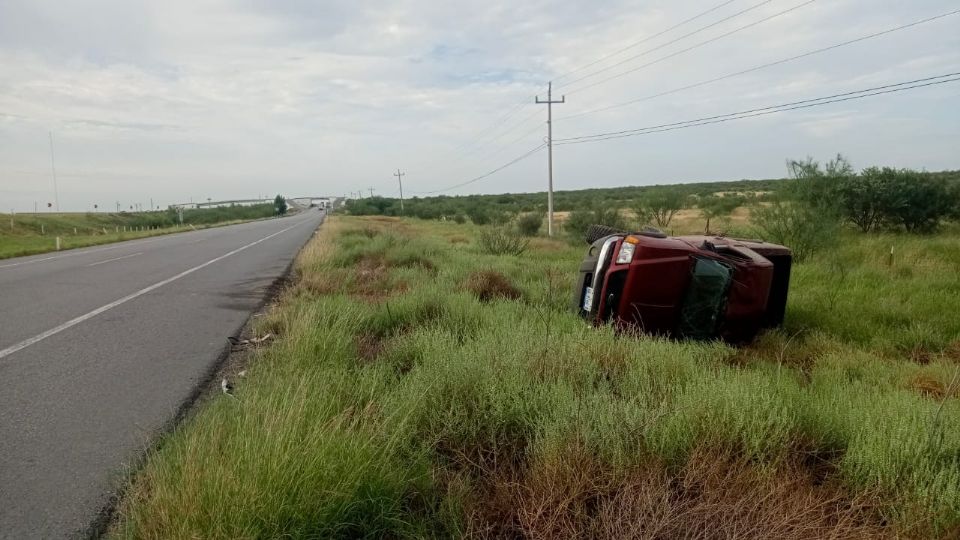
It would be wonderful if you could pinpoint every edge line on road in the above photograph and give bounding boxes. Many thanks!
[0,219,307,361]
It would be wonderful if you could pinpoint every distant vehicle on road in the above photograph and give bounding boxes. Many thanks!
[574,225,792,342]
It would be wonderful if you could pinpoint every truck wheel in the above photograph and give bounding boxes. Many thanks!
[585,224,626,244]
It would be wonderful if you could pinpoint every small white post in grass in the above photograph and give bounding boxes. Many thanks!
[41,224,45,235]
[888,246,894,267]
[55,236,61,250]
[73,227,77,235]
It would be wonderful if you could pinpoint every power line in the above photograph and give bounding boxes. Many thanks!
[406,1,765,177]
[557,8,960,121]
[552,0,739,84]
[563,0,819,96]
[461,107,541,158]
[557,0,774,89]
[554,73,960,145]
[413,143,547,195]
[474,120,545,163]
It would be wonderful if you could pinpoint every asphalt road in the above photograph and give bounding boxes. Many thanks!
[0,209,325,539]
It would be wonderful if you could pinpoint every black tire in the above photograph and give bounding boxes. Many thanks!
[585,224,627,244]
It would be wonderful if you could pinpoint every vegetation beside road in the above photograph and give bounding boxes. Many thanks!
[0,202,286,259]
[116,212,960,538]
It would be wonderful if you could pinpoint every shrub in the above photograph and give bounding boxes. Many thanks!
[565,202,628,241]
[516,212,544,236]
[452,214,466,224]
[467,206,490,225]
[478,226,529,256]
[752,200,835,263]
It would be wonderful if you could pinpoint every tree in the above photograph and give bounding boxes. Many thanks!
[697,195,743,234]
[274,195,287,216]
[751,157,844,262]
[834,167,901,232]
[788,154,854,213]
[634,189,688,228]
[891,172,955,233]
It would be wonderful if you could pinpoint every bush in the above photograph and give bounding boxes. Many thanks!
[452,214,466,224]
[466,206,490,225]
[752,200,835,263]
[565,202,628,241]
[478,226,529,256]
[516,212,544,236]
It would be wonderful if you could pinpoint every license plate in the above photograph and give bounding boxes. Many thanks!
[582,286,594,311]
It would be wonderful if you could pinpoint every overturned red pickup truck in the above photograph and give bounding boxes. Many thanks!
[573,226,792,342]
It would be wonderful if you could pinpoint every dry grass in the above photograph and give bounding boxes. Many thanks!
[908,373,959,400]
[460,442,886,540]
[464,270,523,302]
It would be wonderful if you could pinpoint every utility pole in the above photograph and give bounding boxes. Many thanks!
[394,169,405,214]
[535,81,565,236]
[48,132,60,212]
[368,187,375,198]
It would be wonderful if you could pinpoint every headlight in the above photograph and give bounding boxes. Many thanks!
[615,239,636,264]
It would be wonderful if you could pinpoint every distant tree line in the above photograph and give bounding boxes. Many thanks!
[341,165,960,259]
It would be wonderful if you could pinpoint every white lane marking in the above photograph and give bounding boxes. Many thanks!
[85,252,143,267]
[0,219,306,361]
[0,235,170,269]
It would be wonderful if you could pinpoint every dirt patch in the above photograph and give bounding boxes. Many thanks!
[465,270,522,302]
[449,235,470,245]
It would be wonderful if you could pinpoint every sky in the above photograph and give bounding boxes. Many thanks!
[0,0,958,212]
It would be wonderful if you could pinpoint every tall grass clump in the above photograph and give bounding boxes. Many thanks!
[477,226,529,256]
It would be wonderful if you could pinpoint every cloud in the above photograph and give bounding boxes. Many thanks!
[0,0,958,210]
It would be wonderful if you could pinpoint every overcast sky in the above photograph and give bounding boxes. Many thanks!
[1,0,958,211]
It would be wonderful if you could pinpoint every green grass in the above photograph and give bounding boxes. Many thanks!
[0,205,281,259]
[115,216,960,538]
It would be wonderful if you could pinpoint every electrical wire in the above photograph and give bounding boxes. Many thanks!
[557,0,774,89]
[552,0,739,84]
[557,8,960,121]
[554,73,960,145]
[563,0,819,96]
[412,143,547,194]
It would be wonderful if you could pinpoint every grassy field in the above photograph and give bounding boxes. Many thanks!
[115,216,959,538]
[0,205,281,259]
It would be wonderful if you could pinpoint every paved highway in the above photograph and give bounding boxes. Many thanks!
[0,210,325,539]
